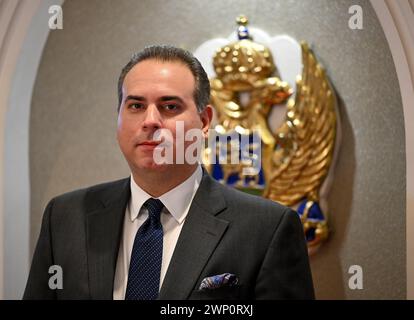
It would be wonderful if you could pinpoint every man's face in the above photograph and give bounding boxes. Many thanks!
[117,59,211,172]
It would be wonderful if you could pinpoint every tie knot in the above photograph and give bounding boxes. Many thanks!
[144,198,164,221]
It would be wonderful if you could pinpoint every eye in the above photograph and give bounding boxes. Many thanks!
[163,104,179,111]
[129,103,144,110]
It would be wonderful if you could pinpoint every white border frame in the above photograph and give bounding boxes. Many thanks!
[0,0,412,299]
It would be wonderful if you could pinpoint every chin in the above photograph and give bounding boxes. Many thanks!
[136,160,169,172]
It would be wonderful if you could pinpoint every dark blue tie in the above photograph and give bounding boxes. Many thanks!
[125,198,164,300]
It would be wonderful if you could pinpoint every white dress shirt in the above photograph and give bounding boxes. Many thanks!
[113,165,203,300]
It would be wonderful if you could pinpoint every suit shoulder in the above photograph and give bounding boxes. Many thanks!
[206,177,300,241]
[52,177,128,201]
[211,177,290,218]
[48,177,129,213]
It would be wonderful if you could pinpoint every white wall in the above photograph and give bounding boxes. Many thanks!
[0,0,63,299]
[370,0,414,299]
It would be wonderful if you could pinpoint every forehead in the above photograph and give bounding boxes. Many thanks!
[123,59,196,95]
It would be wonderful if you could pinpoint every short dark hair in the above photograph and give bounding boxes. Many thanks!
[117,45,210,113]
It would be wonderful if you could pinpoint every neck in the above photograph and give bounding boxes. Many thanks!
[131,164,199,197]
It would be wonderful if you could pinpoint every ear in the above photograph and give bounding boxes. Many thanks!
[200,105,213,138]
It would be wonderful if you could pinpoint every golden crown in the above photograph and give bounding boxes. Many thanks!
[212,15,276,88]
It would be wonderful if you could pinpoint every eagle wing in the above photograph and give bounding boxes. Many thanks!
[263,42,337,207]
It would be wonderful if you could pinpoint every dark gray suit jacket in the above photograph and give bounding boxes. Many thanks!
[23,171,314,300]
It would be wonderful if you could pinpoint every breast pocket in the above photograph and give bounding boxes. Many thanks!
[189,285,242,300]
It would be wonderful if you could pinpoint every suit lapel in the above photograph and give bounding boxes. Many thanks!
[159,173,229,300]
[86,178,130,299]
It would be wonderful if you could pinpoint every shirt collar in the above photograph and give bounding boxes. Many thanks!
[129,165,203,224]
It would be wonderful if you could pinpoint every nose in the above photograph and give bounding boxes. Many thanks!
[142,104,162,131]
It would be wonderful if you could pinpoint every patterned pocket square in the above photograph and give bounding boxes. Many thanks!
[199,273,239,290]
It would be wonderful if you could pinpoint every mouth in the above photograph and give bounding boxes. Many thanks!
[137,141,161,150]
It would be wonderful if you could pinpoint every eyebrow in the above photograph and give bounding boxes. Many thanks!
[125,95,145,102]
[159,96,185,104]
[125,95,185,104]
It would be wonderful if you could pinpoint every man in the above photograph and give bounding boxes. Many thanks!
[23,45,314,300]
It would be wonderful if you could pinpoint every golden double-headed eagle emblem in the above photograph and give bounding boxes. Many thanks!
[201,15,338,254]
